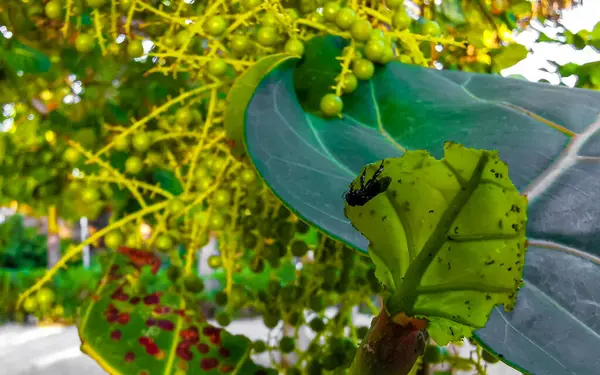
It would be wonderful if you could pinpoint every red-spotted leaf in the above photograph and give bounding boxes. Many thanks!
[77,248,274,375]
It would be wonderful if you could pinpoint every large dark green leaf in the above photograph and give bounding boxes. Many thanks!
[244,36,600,375]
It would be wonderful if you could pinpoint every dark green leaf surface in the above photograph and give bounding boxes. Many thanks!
[244,37,600,375]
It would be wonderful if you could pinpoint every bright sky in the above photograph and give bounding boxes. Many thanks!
[502,0,600,84]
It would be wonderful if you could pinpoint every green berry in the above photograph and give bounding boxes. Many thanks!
[291,240,308,257]
[320,94,343,117]
[205,16,227,36]
[75,34,95,53]
[353,59,375,80]
[309,293,325,311]
[262,12,279,27]
[113,135,129,151]
[380,44,396,64]
[335,8,357,30]
[175,30,190,47]
[386,0,404,9]
[364,39,386,61]
[215,291,228,306]
[175,108,192,126]
[242,232,259,249]
[295,220,309,234]
[104,231,123,249]
[351,19,373,41]
[212,188,231,208]
[216,311,231,326]
[155,234,174,251]
[183,274,205,293]
[323,2,341,21]
[279,337,295,353]
[45,1,62,19]
[342,73,358,93]
[482,349,500,364]
[208,59,228,76]
[422,20,441,36]
[125,156,143,174]
[166,265,181,282]
[256,27,278,46]
[132,132,151,152]
[127,40,144,57]
[423,344,443,363]
[81,187,99,204]
[231,35,250,55]
[309,317,325,332]
[209,212,226,230]
[284,39,305,56]
[240,168,257,184]
[63,147,80,164]
[252,340,267,353]
[263,312,280,329]
[393,10,412,30]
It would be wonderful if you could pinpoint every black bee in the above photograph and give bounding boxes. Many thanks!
[344,160,392,207]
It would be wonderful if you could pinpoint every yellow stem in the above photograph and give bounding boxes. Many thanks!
[92,84,219,159]
[17,201,169,308]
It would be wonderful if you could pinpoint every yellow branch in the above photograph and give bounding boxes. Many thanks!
[92,84,220,159]
[17,201,169,308]
[93,11,107,56]
[68,140,147,208]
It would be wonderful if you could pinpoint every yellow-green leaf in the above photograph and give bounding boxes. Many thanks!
[344,142,528,345]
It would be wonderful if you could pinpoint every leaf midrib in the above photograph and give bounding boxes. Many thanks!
[387,153,489,316]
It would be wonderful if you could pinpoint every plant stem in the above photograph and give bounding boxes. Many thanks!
[348,309,429,375]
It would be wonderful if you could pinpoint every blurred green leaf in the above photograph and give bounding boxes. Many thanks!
[1,41,51,73]
[490,43,528,72]
[440,0,466,25]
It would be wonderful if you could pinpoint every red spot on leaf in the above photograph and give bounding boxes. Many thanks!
[157,319,175,331]
[220,364,235,373]
[176,342,193,361]
[153,306,171,314]
[174,309,185,317]
[124,351,135,362]
[143,293,160,305]
[104,304,119,324]
[146,319,156,327]
[197,343,209,354]
[130,297,140,305]
[203,326,222,345]
[139,371,149,375]
[111,287,129,301]
[145,342,160,356]
[219,347,230,358]
[118,313,130,325]
[111,330,122,341]
[180,327,199,343]
[139,336,151,346]
[200,358,219,371]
